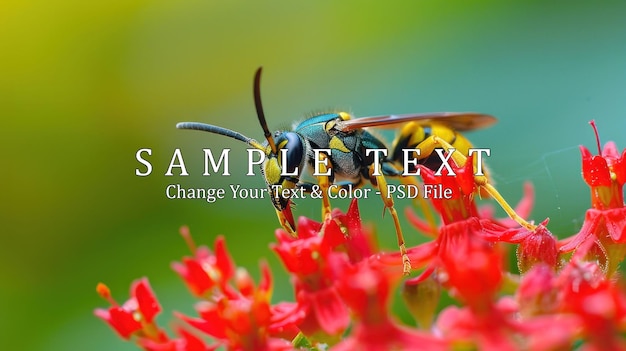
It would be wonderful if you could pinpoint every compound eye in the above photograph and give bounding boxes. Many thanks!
[282,132,303,174]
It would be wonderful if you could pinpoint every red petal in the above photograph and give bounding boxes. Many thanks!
[516,223,558,272]
[137,338,177,351]
[345,198,361,225]
[295,216,322,238]
[235,269,255,297]
[268,302,306,339]
[405,206,438,236]
[321,217,348,251]
[177,328,216,351]
[172,258,215,297]
[602,141,620,158]
[517,264,558,316]
[479,218,526,242]
[522,315,582,351]
[258,261,273,293]
[177,311,228,339]
[214,236,235,282]
[581,146,612,186]
[559,210,602,252]
[603,208,626,242]
[406,240,439,266]
[614,148,626,185]
[272,236,322,275]
[95,307,142,339]
[133,278,160,323]
[306,287,350,335]
[456,155,477,196]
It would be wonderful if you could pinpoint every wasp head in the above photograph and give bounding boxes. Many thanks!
[177,68,304,235]
[259,130,306,232]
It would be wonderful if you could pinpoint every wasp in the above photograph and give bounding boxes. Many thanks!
[177,68,534,275]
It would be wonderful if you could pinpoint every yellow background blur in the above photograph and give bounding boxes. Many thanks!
[2,1,625,350]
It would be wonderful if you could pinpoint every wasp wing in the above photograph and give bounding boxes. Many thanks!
[336,112,496,132]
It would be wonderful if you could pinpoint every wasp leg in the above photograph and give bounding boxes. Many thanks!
[380,161,438,237]
[315,152,333,220]
[279,152,334,224]
[419,136,536,231]
[380,162,438,235]
[371,166,412,275]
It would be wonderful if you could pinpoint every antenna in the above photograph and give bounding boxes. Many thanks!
[175,122,265,151]
[254,67,277,154]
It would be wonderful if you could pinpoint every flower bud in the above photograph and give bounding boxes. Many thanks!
[402,274,441,329]
[516,221,558,274]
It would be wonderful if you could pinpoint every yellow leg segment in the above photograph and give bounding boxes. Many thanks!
[375,170,412,275]
[316,152,333,221]
[419,136,537,231]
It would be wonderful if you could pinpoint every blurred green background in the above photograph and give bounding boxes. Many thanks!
[2,1,625,350]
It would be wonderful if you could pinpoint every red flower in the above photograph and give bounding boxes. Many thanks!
[379,156,552,301]
[436,298,521,351]
[516,264,559,317]
[515,260,626,350]
[436,219,505,311]
[560,122,626,276]
[137,328,215,351]
[580,140,626,210]
[381,155,541,267]
[418,156,479,224]
[438,291,582,351]
[94,119,626,351]
[515,221,558,273]
[171,227,235,298]
[579,122,626,199]
[272,225,342,338]
[332,259,447,351]
[94,278,165,341]
[559,206,626,274]
[178,262,304,351]
[558,261,626,350]
[270,199,374,340]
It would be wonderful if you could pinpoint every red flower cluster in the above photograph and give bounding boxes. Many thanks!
[560,122,626,276]
[95,278,210,350]
[96,121,626,350]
